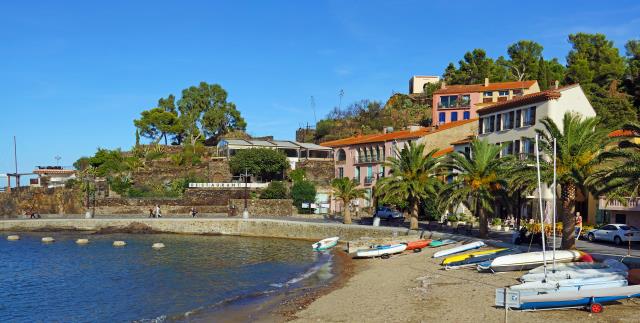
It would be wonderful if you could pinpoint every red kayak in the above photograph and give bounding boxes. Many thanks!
[404,239,431,251]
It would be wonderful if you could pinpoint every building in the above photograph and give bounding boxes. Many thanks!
[321,119,477,212]
[409,75,440,94]
[218,139,333,170]
[31,166,76,189]
[473,83,597,223]
[432,79,540,125]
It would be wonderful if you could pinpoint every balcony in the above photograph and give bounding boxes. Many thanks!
[354,156,384,164]
[599,197,640,211]
[437,102,471,110]
[364,176,375,186]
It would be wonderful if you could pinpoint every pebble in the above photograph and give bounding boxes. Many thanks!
[152,243,165,249]
[41,237,55,243]
[113,240,127,247]
[7,235,20,241]
[76,238,90,244]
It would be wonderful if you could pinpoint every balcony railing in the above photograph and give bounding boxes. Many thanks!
[599,197,640,211]
[437,102,471,109]
[364,176,375,186]
[354,156,384,164]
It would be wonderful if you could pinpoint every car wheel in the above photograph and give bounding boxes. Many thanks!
[614,236,622,246]
[587,233,596,242]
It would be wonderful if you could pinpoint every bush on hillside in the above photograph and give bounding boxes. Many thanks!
[260,181,288,199]
[291,180,316,213]
[229,148,289,181]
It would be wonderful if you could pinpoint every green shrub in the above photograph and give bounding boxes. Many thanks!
[64,179,78,189]
[291,180,316,213]
[491,218,502,226]
[261,181,288,199]
[108,176,132,195]
[229,148,289,181]
[145,150,165,161]
[289,169,306,183]
[447,214,458,222]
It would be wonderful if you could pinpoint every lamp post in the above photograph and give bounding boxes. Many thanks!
[242,168,249,219]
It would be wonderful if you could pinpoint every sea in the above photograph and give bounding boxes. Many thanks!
[0,232,335,322]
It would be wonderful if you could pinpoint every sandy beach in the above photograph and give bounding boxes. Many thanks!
[292,245,640,323]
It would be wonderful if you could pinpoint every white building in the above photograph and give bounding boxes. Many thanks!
[218,139,333,170]
[32,167,76,188]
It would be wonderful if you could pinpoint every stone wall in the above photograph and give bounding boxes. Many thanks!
[296,159,334,186]
[419,119,478,152]
[129,158,231,187]
[0,188,84,218]
[229,199,295,217]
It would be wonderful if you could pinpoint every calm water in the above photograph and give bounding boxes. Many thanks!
[0,233,331,322]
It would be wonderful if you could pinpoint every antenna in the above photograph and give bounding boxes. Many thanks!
[338,89,344,110]
[55,155,62,166]
[310,96,317,125]
[13,136,19,188]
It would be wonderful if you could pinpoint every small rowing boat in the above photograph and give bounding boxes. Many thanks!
[434,241,485,258]
[429,239,456,248]
[441,248,507,265]
[477,250,582,272]
[403,239,431,251]
[312,237,339,251]
[445,248,518,269]
[496,285,640,311]
[521,261,628,282]
[355,244,407,258]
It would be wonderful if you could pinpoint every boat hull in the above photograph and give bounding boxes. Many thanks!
[404,239,431,250]
[312,237,339,251]
[497,285,640,310]
[479,250,582,272]
[442,248,507,265]
[433,241,485,258]
[356,244,407,258]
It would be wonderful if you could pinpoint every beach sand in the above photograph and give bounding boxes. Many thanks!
[292,245,640,323]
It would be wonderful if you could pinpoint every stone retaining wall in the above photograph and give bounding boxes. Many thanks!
[229,199,295,217]
[0,188,84,218]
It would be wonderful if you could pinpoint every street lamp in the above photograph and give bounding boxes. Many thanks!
[242,168,249,219]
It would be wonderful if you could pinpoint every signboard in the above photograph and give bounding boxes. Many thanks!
[189,182,269,189]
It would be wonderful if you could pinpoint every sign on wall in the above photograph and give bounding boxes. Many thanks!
[189,182,269,189]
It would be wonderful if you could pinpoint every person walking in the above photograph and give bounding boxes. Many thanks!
[574,211,583,241]
[190,207,198,218]
[148,208,154,218]
[155,204,162,218]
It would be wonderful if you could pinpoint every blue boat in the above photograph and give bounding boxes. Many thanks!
[496,285,640,311]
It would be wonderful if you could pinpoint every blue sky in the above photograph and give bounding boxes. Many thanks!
[1,0,639,179]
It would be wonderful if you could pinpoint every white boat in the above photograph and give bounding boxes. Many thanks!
[527,262,609,274]
[312,237,339,251]
[509,275,628,295]
[478,250,582,272]
[496,285,640,310]
[356,244,407,258]
[521,260,629,282]
[433,241,485,258]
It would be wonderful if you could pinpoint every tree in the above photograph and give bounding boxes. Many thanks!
[565,33,625,89]
[331,177,366,225]
[590,123,640,198]
[229,148,289,182]
[87,148,128,177]
[376,142,442,230]
[177,82,247,146]
[440,139,512,238]
[583,83,637,130]
[536,112,611,249]
[260,181,288,199]
[291,180,316,214]
[133,107,181,145]
[505,40,544,81]
[537,58,566,90]
[623,40,640,115]
[444,49,496,84]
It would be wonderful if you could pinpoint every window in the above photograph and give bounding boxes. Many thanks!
[478,118,484,134]
[460,95,471,107]
[488,115,495,132]
[513,89,524,96]
[463,111,470,120]
[514,140,521,155]
[338,167,344,178]
[499,90,509,96]
[615,214,627,224]
[515,110,522,128]
[439,112,446,124]
[464,147,471,157]
[502,142,513,156]
[451,111,458,122]
[522,138,535,155]
[379,166,385,178]
[524,106,536,126]
[496,114,502,131]
[483,91,493,97]
[355,167,360,182]
[439,95,458,108]
[337,149,346,161]
[504,111,514,129]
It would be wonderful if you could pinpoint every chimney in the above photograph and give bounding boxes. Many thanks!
[484,78,489,87]
[440,81,446,89]
[554,80,559,90]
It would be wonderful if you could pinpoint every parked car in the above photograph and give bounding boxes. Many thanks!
[374,206,403,220]
[586,224,640,245]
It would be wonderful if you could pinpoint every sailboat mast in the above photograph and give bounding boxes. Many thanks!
[534,134,548,280]
[552,138,557,271]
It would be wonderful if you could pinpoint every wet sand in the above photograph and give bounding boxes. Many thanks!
[293,245,640,323]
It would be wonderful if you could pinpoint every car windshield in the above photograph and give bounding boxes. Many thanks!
[620,225,638,231]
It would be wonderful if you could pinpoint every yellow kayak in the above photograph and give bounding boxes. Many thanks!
[441,248,507,265]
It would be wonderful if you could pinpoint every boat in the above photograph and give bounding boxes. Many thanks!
[496,285,640,311]
[355,244,407,258]
[312,237,339,251]
[477,250,582,272]
[441,248,507,266]
[628,269,640,285]
[508,275,628,295]
[521,261,628,282]
[444,249,517,269]
[403,239,431,251]
[429,239,456,248]
[433,241,486,258]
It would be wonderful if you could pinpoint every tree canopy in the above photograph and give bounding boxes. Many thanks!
[229,148,289,181]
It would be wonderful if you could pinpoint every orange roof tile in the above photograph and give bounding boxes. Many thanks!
[434,80,538,95]
[321,118,478,147]
[476,85,581,115]
[433,146,454,157]
[608,129,637,138]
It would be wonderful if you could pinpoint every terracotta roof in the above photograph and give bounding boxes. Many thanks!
[321,118,478,148]
[33,169,76,174]
[608,129,637,138]
[450,136,474,146]
[476,84,580,115]
[433,146,454,157]
[434,80,538,95]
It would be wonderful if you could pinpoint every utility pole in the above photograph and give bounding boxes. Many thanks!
[55,156,61,166]
[338,89,344,110]
[13,136,19,188]
[243,168,249,219]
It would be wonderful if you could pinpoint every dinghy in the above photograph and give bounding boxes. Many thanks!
[508,275,628,295]
[355,244,407,258]
[403,239,431,251]
[444,249,517,269]
[521,262,628,282]
[433,241,485,258]
[429,239,456,248]
[441,248,507,266]
[477,250,582,272]
[312,237,339,251]
[496,285,640,311]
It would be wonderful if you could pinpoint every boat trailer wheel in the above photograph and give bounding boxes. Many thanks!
[413,248,422,253]
[380,254,390,259]
[589,303,603,313]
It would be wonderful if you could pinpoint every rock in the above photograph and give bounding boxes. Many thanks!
[76,238,90,244]
[152,242,165,249]
[7,235,20,241]
[42,237,55,243]
[94,222,158,234]
[113,240,127,247]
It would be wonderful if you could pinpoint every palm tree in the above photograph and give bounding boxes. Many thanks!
[331,177,366,225]
[376,142,442,230]
[440,139,513,238]
[536,112,611,249]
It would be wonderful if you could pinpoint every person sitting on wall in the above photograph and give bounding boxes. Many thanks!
[148,208,154,218]
[190,207,198,218]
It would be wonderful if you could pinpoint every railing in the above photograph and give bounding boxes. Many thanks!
[437,102,471,109]
[354,156,384,164]
[364,176,375,185]
[599,197,640,211]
